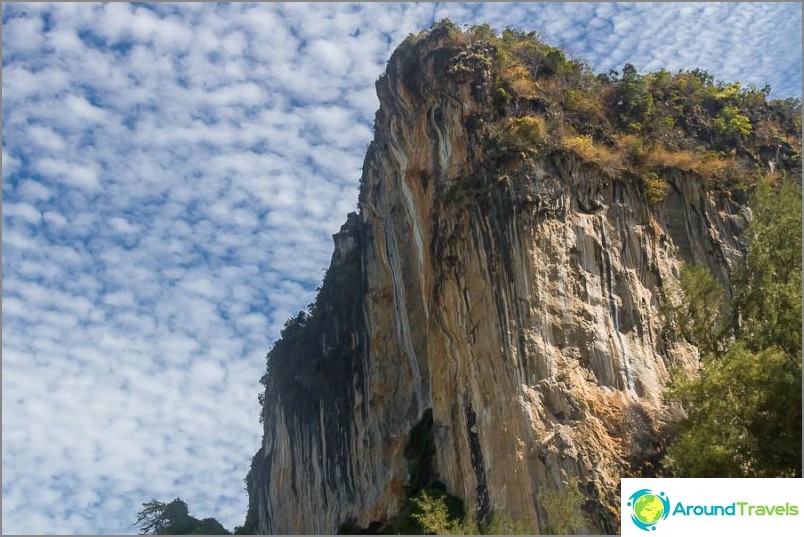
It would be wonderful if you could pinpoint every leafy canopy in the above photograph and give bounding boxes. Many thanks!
[135,498,231,535]
[666,176,802,477]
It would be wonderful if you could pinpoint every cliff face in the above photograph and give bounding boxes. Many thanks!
[245,27,755,534]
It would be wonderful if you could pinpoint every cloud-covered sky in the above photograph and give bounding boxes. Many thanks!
[2,2,801,534]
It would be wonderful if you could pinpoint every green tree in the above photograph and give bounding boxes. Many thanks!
[673,263,728,357]
[731,178,802,357]
[136,498,231,535]
[665,177,802,477]
[483,513,531,535]
[411,490,460,535]
[642,172,671,204]
[404,487,531,535]
[469,23,497,42]
[539,48,568,76]
[537,478,588,535]
[713,105,752,143]
[667,344,795,476]
[614,63,654,127]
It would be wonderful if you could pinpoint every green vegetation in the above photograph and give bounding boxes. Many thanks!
[338,410,532,535]
[387,476,587,535]
[666,343,797,477]
[561,134,623,176]
[136,499,230,535]
[731,178,802,358]
[405,14,801,506]
[379,483,468,535]
[507,115,547,145]
[256,20,802,531]
[259,216,364,423]
[410,20,800,201]
[614,63,655,128]
[536,477,589,535]
[673,264,727,357]
[404,488,531,535]
[411,489,463,534]
[492,87,510,110]
[664,177,802,477]
[713,105,752,143]
[642,172,670,203]
[337,411,463,535]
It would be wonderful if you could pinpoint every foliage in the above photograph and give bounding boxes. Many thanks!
[419,22,799,196]
[483,512,532,535]
[615,133,644,160]
[507,116,547,145]
[536,477,588,535]
[565,89,607,124]
[510,76,538,98]
[642,145,701,173]
[613,63,654,127]
[673,263,727,357]
[641,144,732,179]
[539,48,569,76]
[365,481,468,535]
[468,23,497,42]
[561,135,622,174]
[492,87,510,110]
[136,499,231,535]
[339,409,531,535]
[731,178,802,357]
[410,489,465,535]
[429,19,461,39]
[406,489,531,535]
[666,344,797,477]
[713,105,752,142]
[642,172,670,204]
[665,177,802,478]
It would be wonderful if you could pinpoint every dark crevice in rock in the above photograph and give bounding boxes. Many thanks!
[463,395,490,524]
[403,408,436,492]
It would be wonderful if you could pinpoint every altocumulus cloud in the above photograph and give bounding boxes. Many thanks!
[2,2,800,534]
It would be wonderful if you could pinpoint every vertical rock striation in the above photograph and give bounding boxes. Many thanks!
[245,26,767,534]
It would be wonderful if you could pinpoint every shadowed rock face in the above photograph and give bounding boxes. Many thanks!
[245,28,752,534]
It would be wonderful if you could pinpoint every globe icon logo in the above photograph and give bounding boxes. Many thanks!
[627,489,670,531]
[634,494,663,524]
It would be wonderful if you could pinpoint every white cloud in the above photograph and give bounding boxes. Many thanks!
[2,14,44,52]
[47,27,85,55]
[2,2,801,535]
[33,158,100,190]
[63,94,108,123]
[26,125,67,152]
[42,210,68,227]
[3,201,42,224]
[108,216,139,235]
[2,148,20,179]
[191,360,226,385]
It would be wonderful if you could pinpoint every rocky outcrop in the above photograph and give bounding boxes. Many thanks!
[245,27,753,534]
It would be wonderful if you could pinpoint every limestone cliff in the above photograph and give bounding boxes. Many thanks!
[244,24,799,534]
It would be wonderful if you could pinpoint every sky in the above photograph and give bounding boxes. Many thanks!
[1,2,801,534]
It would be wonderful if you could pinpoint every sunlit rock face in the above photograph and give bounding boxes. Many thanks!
[244,27,749,534]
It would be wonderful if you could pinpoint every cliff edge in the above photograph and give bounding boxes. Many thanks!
[244,22,801,534]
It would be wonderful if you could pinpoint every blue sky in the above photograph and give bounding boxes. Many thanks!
[2,2,801,534]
